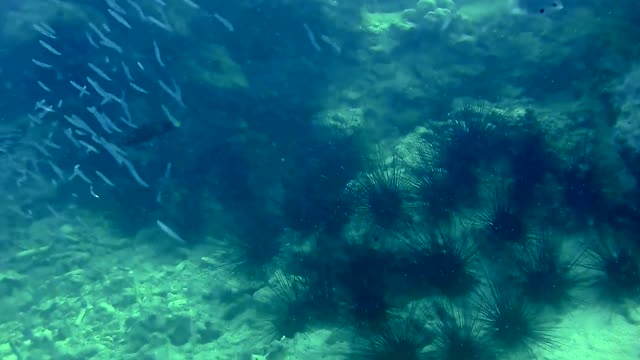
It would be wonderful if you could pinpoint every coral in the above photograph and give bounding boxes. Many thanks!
[363,11,416,35]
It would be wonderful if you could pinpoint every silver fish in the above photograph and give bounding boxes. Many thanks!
[156,220,186,244]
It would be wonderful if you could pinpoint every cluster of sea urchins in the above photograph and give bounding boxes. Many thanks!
[219,105,640,358]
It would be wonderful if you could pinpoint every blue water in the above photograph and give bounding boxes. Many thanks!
[0,0,639,359]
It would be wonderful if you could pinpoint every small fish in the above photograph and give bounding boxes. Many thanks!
[48,160,65,180]
[39,23,56,35]
[156,220,186,244]
[88,62,112,81]
[34,99,46,110]
[38,40,62,55]
[33,23,56,39]
[158,78,185,107]
[86,32,99,48]
[95,170,115,186]
[106,0,127,14]
[78,140,100,154]
[147,16,172,32]
[68,164,93,184]
[129,82,148,94]
[212,13,234,32]
[90,185,100,198]
[88,22,123,53]
[37,80,52,92]
[108,8,132,29]
[303,23,321,52]
[121,61,133,81]
[511,0,563,15]
[64,128,81,148]
[161,104,181,127]
[86,77,115,103]
[32,59,53,68]
[153,41,166,67]
[44,137,61,149]
[180,0,200,9]
[126,0,146,19]
[122,158,149,188]
[320,34,341,54]
[70,80,90,97]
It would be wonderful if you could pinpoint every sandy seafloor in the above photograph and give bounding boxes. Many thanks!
[0,213,637,360]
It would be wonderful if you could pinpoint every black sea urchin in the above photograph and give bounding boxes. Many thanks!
[406,141,464,223]
[476,283,558,357]
[435,105,508,186]
[266,271,315,339]
[348,156,413,232]
[211,217,283,279]
[517,233,585,310]
[353,310,433,360]
[336,245,395,327]
[281,243,342,323]
[429,301,492,360]
[476,183,530,251]
[584,236,640,304]
[401,226,479,298]
[265,266,340,340]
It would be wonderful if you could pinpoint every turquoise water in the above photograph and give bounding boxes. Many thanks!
[0,0,639,359]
